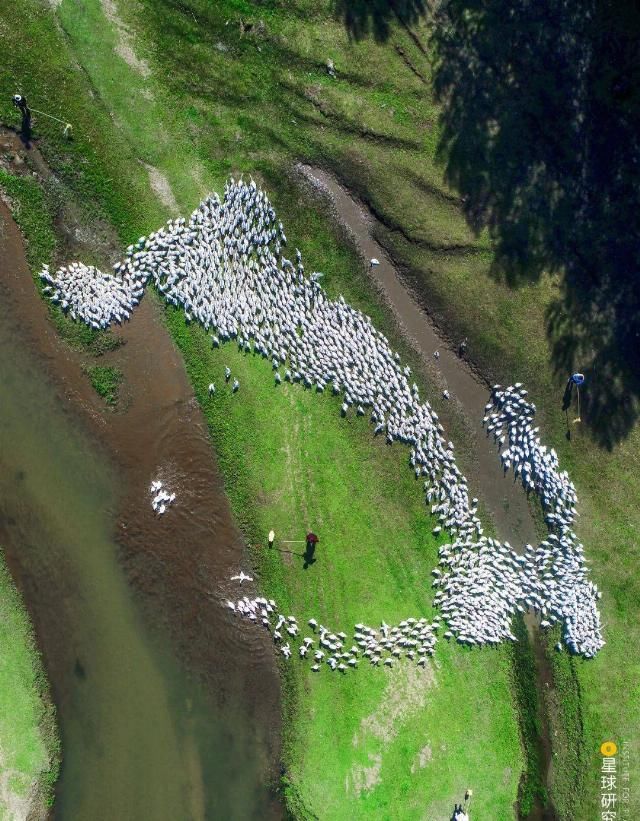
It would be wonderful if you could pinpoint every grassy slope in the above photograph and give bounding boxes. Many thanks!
[167,311,521,819]
[1,0,634,817]
[0,554,58,817]
[0,1,526,816]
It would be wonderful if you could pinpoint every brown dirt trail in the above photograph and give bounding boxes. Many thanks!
[298,164,557,821]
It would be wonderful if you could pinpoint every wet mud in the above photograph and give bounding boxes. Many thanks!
[0,129,281,819]
[299,164,557,820]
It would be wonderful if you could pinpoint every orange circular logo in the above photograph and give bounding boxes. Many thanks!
[600,741,618,756]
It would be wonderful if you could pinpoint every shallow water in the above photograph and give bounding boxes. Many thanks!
[0,193,280,819]
[0,339,203,819]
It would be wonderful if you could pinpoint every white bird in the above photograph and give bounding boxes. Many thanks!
[230,572,253,583]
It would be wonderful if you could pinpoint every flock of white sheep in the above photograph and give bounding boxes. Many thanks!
[227,592,438,673]
[39,176,604,666]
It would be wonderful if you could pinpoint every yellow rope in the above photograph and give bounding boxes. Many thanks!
[26,108,73,138]
[573,384,581,424]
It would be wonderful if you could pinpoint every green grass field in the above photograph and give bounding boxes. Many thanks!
[0,0,637,817]
[0,555,58,819]
[166,309,522,819]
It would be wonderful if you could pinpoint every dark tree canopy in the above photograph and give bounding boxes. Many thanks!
[333,0,640,445]
[431,0,640,446]
[335,0,427,42]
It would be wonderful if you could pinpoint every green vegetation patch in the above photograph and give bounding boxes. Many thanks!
[0,553,59,815]
[0,168,56,270]
[509,616,548,816]
[85,365,123,406]
[544,627,587,821]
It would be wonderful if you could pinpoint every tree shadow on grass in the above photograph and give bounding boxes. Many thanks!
[334,0,427,43]
[546,278,640,449]
[431,0,640,448]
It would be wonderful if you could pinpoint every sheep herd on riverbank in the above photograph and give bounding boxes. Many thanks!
[39,177,604,662]
[483,385,603,657]
[227,596,438,672]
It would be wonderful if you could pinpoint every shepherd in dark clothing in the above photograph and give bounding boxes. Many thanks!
[304,532,319,567]
[12,95,32,144]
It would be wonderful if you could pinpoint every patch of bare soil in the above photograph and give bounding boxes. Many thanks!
[347,663,435,796]
[0,748,44,821]
[143,163,180,215]
[99,0,151,78]
[356,662,436,747]
[347,752,382,797]
[410,744,433,774]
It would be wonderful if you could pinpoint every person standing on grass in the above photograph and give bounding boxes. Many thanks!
[304,532,319,566]
[12,94,32,144]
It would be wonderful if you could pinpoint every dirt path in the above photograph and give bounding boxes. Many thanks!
[0,129,282,818]
[298,164,557,821]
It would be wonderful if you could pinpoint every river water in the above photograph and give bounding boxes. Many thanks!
[0,182,281,819]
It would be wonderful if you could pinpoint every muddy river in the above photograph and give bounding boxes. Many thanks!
[0,190,281,820]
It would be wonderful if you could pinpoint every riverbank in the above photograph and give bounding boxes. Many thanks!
[0,134,282,816]
[1,0,635,818]
[0,554,58,820]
